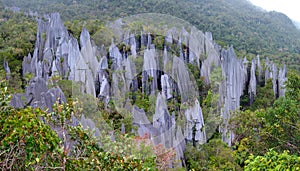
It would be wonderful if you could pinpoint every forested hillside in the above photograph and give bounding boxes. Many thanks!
[1,0,300,72]
[0,0,300,170]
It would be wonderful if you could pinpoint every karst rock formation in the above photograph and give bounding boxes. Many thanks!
[7,13,287,164]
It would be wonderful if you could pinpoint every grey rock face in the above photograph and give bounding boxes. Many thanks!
[180,28,190,62]
[80,27,99,77]
[95,56,110,101]
[43,13,68,55]
[152,93,175,148]
[257,55,263,84]
[109,41,123,68]
[188,26,205,63]
[41,86,67,112]
[23,77,67,111]
[153,93,172,131]
[132,105,151,126]
[265,57,271,81]
[3,61,11,80]
[124,58,137,90]
[147,32,154,49]
[165,27,177,44]
[201,32,221,84]
[25,77,48,108]
[80,115,101,137]
[98,72,110,103]
[22,52,40,77]
[272,64,278,97]
[143,49,158,94]
[264,58,286,97]
[161,74,173,99]
[22,53,33,76]
[21,13,101,99]
[129,33,137,57]
[278,65,287,97]
[219,46,247,146]
[172,56,197,102]
[10,94,25,108]
[184,99,206,144]
[174,125,185,166]
[132,105,153,137]
[163,46,170,71]
[132,102,184,159]
[249,59,257,104]
[74,54,96,97]
[68,37,81,80]
[99,56,108,70]
[140,31,146,47]
[271,63,278,97]
[54,37,69,78]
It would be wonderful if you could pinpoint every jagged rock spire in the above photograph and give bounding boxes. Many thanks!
[249,59,257,104]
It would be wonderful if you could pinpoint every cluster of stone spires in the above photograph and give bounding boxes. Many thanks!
[6,13,287,165]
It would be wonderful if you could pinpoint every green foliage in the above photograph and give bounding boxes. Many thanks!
[232,97,300,164]
[0,81,62,170]
[153,35,165,50]
[185,138,242,171]
[250,78,275,110]
[201,90,222,139]
[285,71,300,101]
[231,72,300,168]
[3,0,300,57]
[259,73,300,154]
[0,82,156,170]
[0,9,37,72]
[130,91,151,112]
[262,97,300,154]
[245,150,300,171]
[4,67,24,94]
[187,63,209,102]
[230,110,267,165]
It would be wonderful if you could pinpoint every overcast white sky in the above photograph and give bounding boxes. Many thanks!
[249,0,300,22]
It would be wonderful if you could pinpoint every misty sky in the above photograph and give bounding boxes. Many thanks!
[249,0,300,22]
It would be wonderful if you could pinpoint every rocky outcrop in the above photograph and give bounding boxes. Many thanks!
[278,65,287,97]
[264,57,287,97]
[219,46,248,146]
[40,86,66,112]
[124,58,137,91]
[10,94,25,109]
[25,77,48,108]
[153,93,173,145]
[80,115,101,137]
[97,71,110,103]
[201,32,222,84]
[7,13,289,168]
[74,53,96,97]
[172,56,197,102]
[80,28,99,77]
[109,41,123,68]
[188,27,205,64]
[184,99,206,144]
[249,59,257,104]
[257,55,263,84]
[143,49,158,94]
[3,61,11,80]
[21,13,102,98]
[68,37,81,80]
[161,74,173,99]
[9,76,67,111]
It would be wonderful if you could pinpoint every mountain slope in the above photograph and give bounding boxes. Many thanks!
[1,0,300,55]
[1,0,300,72]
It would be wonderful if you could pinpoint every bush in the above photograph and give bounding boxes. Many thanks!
[245,150,300,171]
